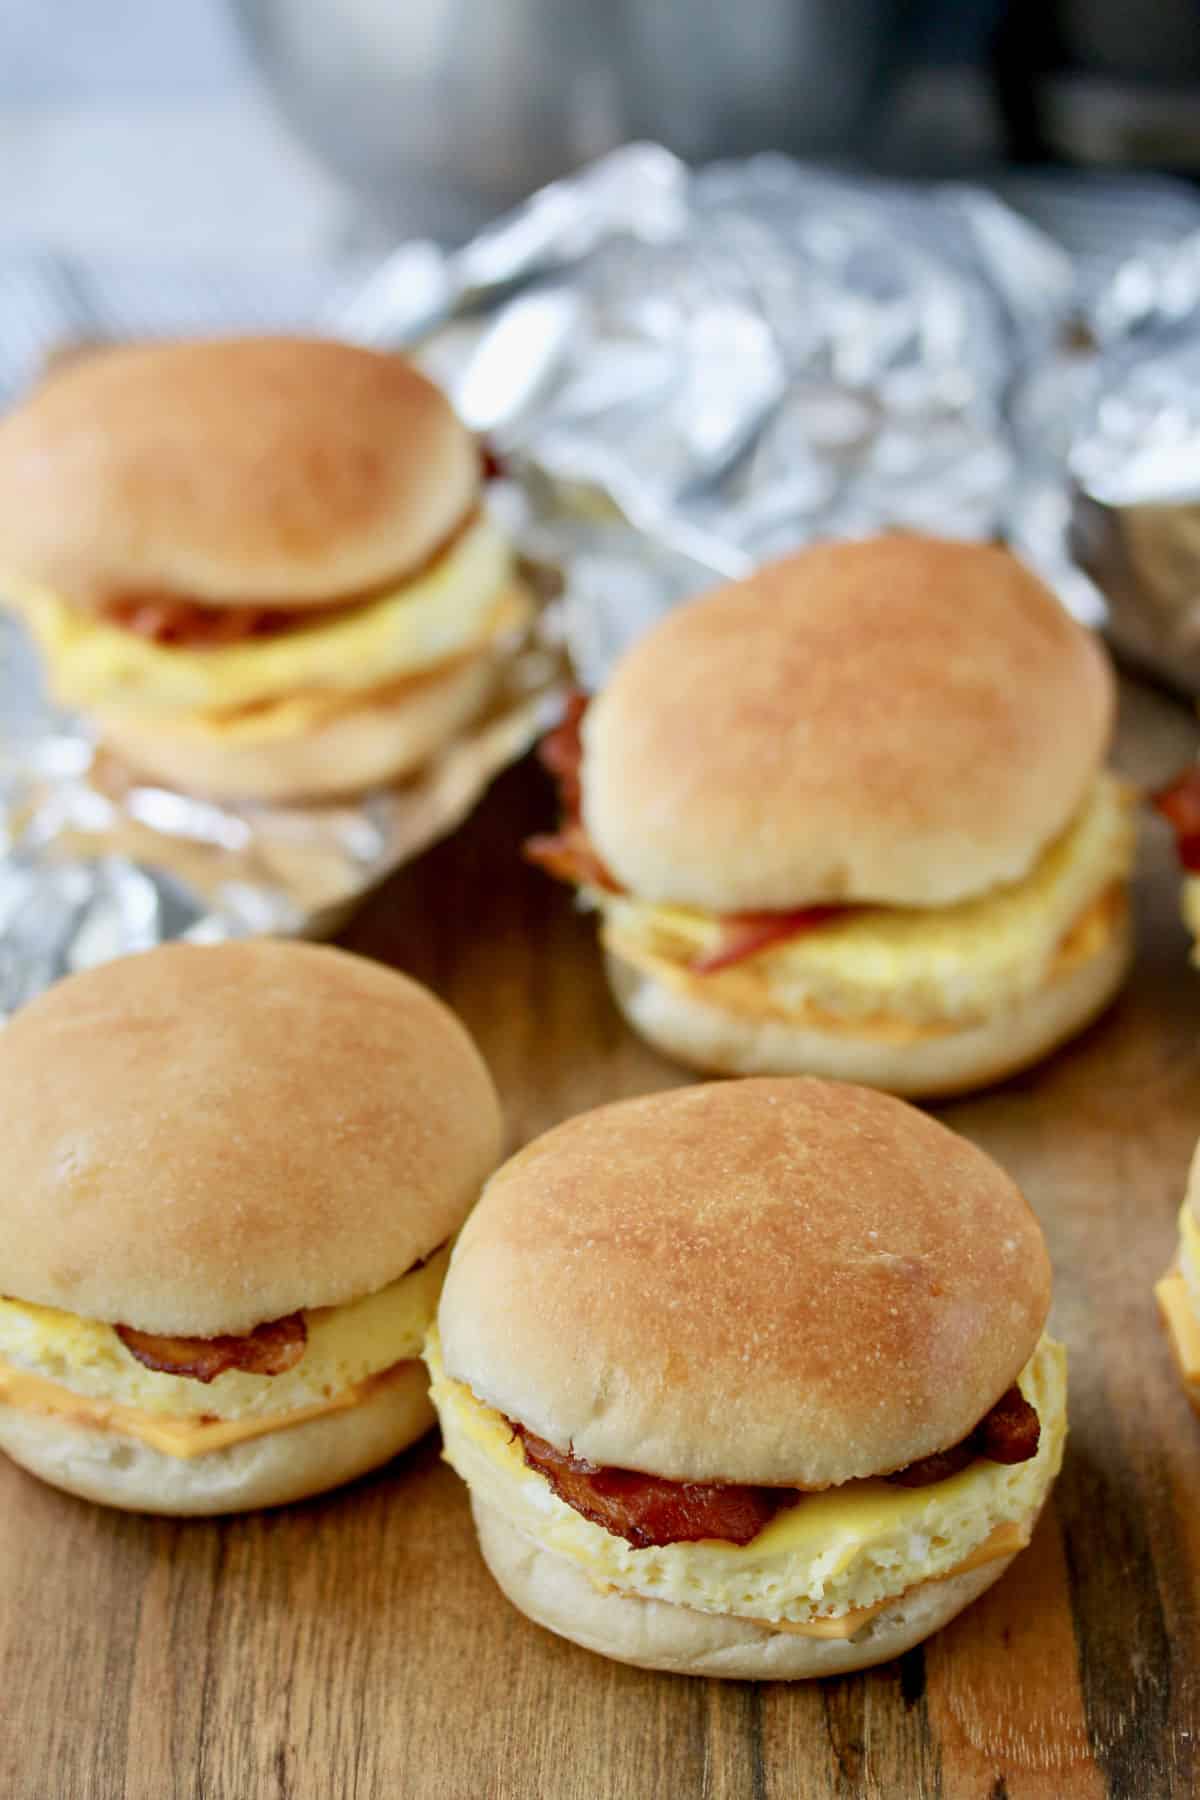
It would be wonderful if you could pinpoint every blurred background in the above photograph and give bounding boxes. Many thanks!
[4,0,1200,259]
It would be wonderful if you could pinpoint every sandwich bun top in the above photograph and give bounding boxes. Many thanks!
[581,535,1114,913]
[439,1077,1051,1489]
[0,941,503,1335]
[0,337,479,610]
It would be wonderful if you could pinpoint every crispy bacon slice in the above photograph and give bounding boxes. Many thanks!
[884,1441,977,1489]
[523,823,623,895]
[975,1384,1041,1465]
[513,1428,787,1548]
[1153,765,1200,872]
[536,688,587,819]
[102,594,301,647]
[116,1312,308,1383]
[515,1384,1041,1544]
[525,691,625,893]
[690,907,848,974]
[888,1385,1039,1488]
[99,508,481,648]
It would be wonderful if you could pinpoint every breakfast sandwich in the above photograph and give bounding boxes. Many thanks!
[427,1077,1066,1678]
[528,534,1133,1097]
[0,940,502,1514]
[0,335,531,801]
[1156,1140,1200,1413]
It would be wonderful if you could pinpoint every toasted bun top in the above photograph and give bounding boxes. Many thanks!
[439,1077,1051,1488]
[581,536,1114,912]
[0,941,503,1334]
[0,337,479,609]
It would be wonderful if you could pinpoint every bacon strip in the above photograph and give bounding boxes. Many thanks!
[116,1312,308,1383]
[887,1385,1039,1488]
[524,691,625,893]
[690,907,848,973]
[103,594,301,647]
[99,508,481,648]
[513,1428,788,1548]
[536,688,587,819]
[1153,765,1200,872]
[514,1385,1041,1545]
[975,1383,1041,1465]
[523,824,623,895]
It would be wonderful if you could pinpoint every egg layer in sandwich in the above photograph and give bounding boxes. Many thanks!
[0,1247,449,1460]
[10,513,526,726]
[427,1330,1066,1636]
[596,774,1133,1038]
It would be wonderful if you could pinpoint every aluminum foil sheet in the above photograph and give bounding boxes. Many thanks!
[4,143,1200,1003]
[1062,233,1200,694]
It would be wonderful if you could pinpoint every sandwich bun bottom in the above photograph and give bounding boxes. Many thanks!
[471,1499,1024,1679]
[0,1357,433,1516]
[604,904,1131,1096]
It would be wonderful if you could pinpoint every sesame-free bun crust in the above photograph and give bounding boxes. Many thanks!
[473,1499,1020,1679]
[439,1078,1050,1489]
[0,1358,433,1516]
[581,536,1114,912]
[0,337,479,608]
[95,649,499,802]
[604,905,1131,1096]
[0,941,503,1334]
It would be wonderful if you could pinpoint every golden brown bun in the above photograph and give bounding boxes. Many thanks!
[95,649,498,802]
[439,1077,1050,1488]
[0,941,503,1334]
[0,337,479,608]
[581,536,1114,912]
[473,1499,1020,1679]
[604,907,1131,1097]
[0,1359,432,1516]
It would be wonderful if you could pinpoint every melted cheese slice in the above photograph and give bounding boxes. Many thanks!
[0,1357,408,1457]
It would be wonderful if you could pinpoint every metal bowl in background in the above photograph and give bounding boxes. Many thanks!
[232,0,904,241]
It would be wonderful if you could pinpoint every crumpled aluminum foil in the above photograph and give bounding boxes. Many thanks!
[4,142,1200,1007]
[1061,232,1200,694]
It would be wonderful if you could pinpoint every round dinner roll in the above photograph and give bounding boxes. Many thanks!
[432,1078,1063,1676]
[473,1498,1019,1680]
[580,535,1115,913]
[0,336,480,608]
[439,1078,1049,1489]
[604,901,1132,1097]
[94,647,501,802]
[0,940,503,1514]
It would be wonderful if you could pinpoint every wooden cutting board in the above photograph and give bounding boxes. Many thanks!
[2,676,1199,1800]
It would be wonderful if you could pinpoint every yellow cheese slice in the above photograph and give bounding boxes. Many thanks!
[0,1356,408,1458]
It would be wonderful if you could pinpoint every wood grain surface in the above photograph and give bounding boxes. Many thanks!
[2,676,1199,1800]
